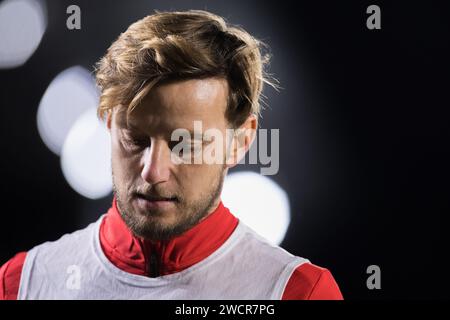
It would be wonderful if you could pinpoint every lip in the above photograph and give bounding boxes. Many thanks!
[134,195,176,211]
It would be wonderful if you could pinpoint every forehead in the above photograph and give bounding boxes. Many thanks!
[115,77,229,132]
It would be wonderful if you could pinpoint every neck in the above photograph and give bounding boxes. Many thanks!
[99,197,239,277]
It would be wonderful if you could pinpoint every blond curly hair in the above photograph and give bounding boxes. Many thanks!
[95,10,276,128]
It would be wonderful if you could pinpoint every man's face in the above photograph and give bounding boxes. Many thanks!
[109,78,230,241]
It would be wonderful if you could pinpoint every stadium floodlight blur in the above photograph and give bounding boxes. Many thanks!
[222,171,290,245]
[0,0,47,69]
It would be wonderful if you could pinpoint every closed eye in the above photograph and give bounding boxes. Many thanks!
[168,139,204,158]
[121,131,149,150]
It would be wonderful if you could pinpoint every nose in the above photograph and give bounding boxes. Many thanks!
[140,138,171,185]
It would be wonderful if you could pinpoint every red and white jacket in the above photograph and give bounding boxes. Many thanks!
[0,198,343,300]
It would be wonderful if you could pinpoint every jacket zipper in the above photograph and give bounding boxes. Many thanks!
[147,242,161,277]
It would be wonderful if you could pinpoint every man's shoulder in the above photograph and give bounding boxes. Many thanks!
[0,252,27,300]
[0,217,103,300]
[29,217,102,256]
[235,224,343,299]
[236,222,306,264]
[282,262,344,300]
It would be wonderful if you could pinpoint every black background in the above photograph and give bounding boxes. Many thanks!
[1,0,449,299]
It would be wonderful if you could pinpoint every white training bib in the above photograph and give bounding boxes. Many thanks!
[18,215,308,300]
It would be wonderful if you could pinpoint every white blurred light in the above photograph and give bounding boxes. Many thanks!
[61,108,112,200]
[37,66,99,155]
[0,0,47,69]
[221,171,290,245]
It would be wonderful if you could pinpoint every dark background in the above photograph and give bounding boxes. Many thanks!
[1,0,449,299]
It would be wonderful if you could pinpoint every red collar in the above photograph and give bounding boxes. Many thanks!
[99,197,238,277]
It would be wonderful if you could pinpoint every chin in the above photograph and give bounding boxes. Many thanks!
[138,208,179,224]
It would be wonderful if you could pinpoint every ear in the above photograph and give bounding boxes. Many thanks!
[225,114,258,168]
[106,111,113,130]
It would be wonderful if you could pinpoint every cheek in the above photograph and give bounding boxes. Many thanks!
[111,146,141,186]
[178,164,222,192]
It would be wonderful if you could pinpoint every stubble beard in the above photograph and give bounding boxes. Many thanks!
[112,167,226,241]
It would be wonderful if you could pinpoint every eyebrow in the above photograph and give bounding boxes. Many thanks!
[118,118,217,142]
[184,128,218,138]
